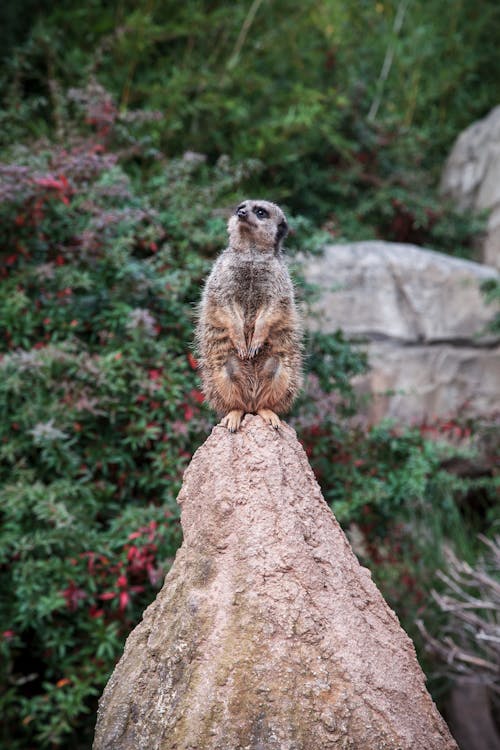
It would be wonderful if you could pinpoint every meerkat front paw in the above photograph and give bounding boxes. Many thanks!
[221,409,244,432]
[257,408,281,429]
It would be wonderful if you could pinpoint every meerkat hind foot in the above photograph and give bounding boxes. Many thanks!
[221,410,245,433]
[257,408,281,430]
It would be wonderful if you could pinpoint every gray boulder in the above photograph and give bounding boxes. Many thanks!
[302,241,499,424]
[440,105,500,269]
[355,343,500,425]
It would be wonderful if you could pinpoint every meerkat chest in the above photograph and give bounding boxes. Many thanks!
[227,258,283,313]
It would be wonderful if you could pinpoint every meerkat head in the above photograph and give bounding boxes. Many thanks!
[227,199,288,254]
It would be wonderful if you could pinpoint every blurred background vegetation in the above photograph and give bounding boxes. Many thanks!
[0,1,498,747]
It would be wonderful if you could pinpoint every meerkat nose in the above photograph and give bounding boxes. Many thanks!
[236,207,247,218]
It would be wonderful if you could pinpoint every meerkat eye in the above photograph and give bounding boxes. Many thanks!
[253,206,270,220]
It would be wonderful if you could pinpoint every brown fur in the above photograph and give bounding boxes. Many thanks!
[196,199,303,431]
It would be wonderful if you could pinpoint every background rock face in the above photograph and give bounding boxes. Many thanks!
[354,343,500,424]
[302,241,499,424]
[440,104,500,270]
[94,416,457,750]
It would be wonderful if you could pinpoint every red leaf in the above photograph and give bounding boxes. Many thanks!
[127,545,138,560]
[187,352,198,370]
[130,584,145,593]
[190,389,205,404]
[98,591,116,601]
[34,176,65,190]
[61,581,86,611]
[119,590,130,611]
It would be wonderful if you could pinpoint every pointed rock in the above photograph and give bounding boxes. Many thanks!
[93,415,457,750]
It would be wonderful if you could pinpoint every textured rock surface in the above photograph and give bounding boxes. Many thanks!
[302,241,499,423]
[353,342,500,424]
[440,104,500,269]
[94,416,457,750]
[304,242,497,342]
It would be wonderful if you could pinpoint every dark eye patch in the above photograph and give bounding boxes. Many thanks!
[253,206,270,219]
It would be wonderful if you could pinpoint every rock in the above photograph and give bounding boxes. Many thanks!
[93,416,457,750]
[353,342,500,424]
[302,241,499,423]
[440,105,500,269]
[304,242,497,343]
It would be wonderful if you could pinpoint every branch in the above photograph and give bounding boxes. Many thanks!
[367,0,411,123]
[227,0,266,70]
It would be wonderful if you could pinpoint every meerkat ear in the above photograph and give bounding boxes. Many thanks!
[275,219,288,251]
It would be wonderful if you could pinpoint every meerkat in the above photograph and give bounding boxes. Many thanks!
[196,199,303,432]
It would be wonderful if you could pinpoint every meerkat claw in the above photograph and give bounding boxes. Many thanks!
[247,342,262,359]
[221,410,244,432]
[236,346,247,359]
[257,408,281,429]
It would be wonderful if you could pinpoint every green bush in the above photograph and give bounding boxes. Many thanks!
[3,0,497,253]
[482,277,500,335]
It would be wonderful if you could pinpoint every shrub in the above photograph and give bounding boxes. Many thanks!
[3,0,496,254]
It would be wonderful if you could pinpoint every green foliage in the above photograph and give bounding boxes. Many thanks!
[2,0,498,253]
[481,277,500,334]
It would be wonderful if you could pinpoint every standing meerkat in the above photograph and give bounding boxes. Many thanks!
[196,199,303,432]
